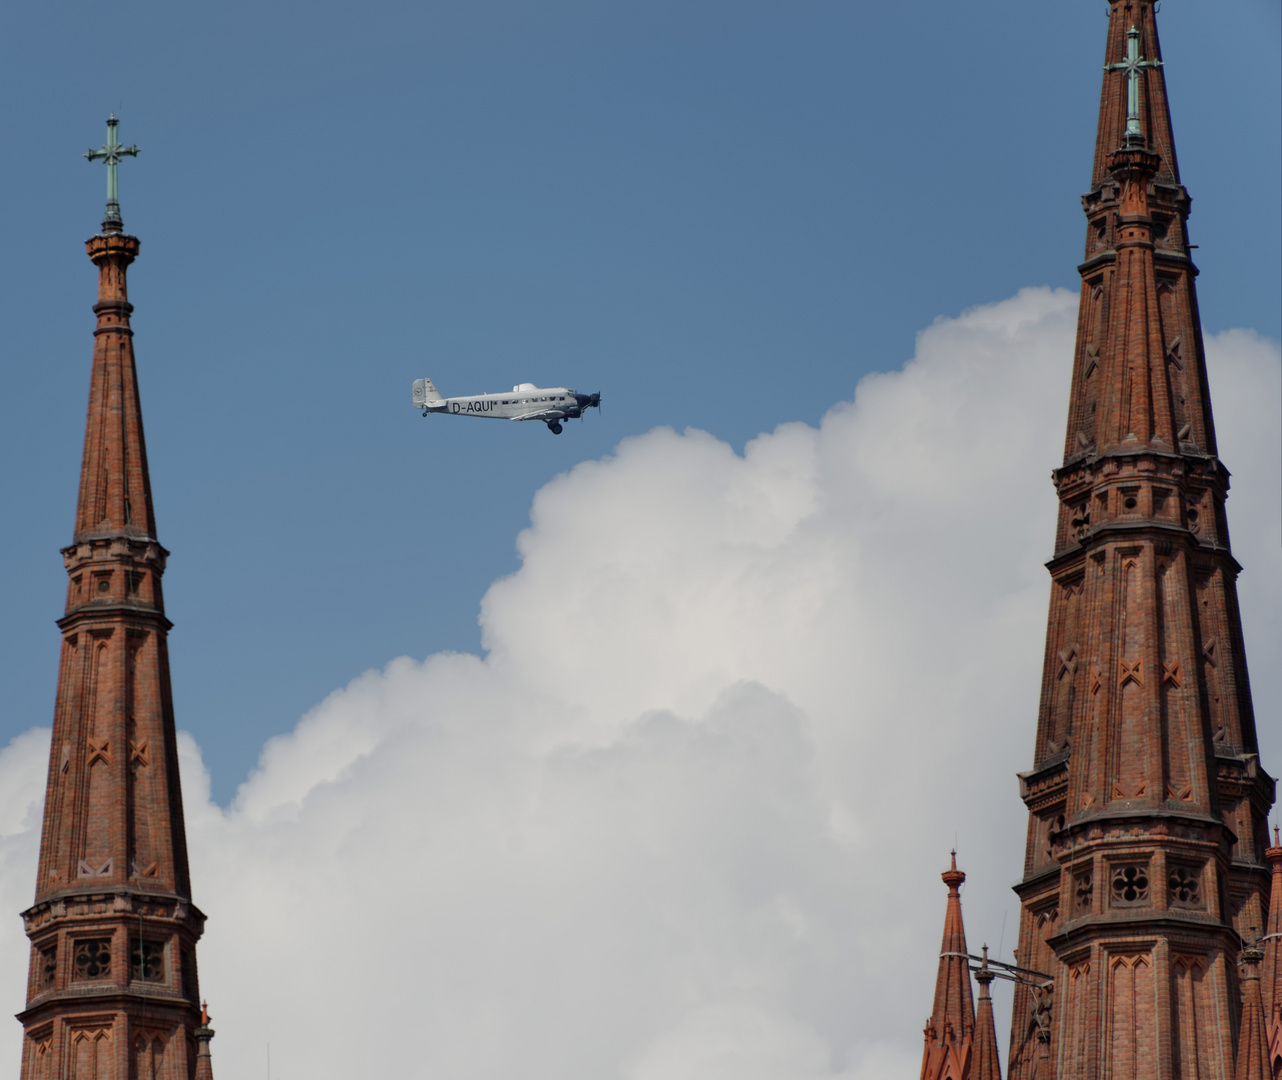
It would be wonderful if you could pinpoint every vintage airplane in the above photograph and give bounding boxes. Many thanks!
[411,378,601,435]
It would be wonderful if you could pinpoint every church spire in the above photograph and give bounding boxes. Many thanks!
[1064,0,1216,463]
[920,852,976,1080]
[1090,8,1180,189]
[1004,2,1275,1075]
[15,117,215,1080]
[72,117,155,546]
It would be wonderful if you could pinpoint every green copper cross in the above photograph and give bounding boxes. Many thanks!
[84,115,139,232]
[1106,27,1162,148]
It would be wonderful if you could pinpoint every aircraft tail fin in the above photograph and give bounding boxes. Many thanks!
[412,378,445,407]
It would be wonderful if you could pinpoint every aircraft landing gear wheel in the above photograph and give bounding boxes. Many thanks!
[548,422,563,435]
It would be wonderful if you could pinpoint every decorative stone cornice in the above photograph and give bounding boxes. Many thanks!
[21,890,206,935]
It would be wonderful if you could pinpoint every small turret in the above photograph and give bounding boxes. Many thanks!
[970,947,1002,1080]
[1237,935,1271,1080]
[194,1000,217,1080]
[1262,827,1282,1077]
[920,852,976,1080]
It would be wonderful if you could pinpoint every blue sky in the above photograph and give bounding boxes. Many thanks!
[0,0,1277,806]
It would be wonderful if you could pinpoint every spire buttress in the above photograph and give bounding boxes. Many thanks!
[1240,936,1273,1080]
[970,948,1002,1080]
[193,1003,216,1080]
[1263,828,1282,1077]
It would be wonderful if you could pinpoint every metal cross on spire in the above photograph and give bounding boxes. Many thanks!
[1106,26,1163,148]
[84,114,140,233]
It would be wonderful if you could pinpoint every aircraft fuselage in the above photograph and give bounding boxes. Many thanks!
[412,379,601,434]
[430,387,582,420]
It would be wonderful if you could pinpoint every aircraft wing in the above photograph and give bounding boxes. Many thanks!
[511,408,570,423]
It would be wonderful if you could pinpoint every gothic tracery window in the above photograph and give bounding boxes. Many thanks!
[131,939,165,983]
[1168,864,1202,908]
[39,945,56,989]
[1074,869,1094,913]
[73,939,111,981]
[1110,864,1150,906]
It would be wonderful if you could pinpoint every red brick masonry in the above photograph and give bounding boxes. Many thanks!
[16,225,214,1079]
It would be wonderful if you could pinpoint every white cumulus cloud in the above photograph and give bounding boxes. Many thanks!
[1,287,1278,1078]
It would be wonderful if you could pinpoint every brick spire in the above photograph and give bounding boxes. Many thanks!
[16,118,215,1079]
[1062,11,1215,465]
[72,228,158,545]
[970,949,1002,1080]
[1006,2,1275,1076]
[920,852,975,1080]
